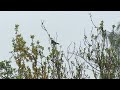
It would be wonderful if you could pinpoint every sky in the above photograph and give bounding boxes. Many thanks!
[0,11,120,78]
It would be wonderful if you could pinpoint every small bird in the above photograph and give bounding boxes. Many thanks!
[51,38,59,45]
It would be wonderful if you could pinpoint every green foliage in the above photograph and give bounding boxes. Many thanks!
[0,60,16,79]
[1,16,120,79]
[77,17,120,79]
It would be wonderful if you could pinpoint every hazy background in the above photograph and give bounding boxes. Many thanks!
[0,11,120,74]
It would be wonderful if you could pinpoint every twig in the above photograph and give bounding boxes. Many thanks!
[89,13,98,29]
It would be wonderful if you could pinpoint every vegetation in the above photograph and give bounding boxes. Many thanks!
[1,14,120,79]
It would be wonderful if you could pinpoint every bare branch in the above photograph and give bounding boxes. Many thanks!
[89,13,98,29]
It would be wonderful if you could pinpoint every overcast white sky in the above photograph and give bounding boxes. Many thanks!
[0,11,120,63]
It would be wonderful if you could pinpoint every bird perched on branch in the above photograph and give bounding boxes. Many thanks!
[50,38,59,45]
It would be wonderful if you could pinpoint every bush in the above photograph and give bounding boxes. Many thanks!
[1,15,120,79]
